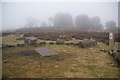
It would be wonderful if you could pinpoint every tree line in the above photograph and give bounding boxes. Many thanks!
[25,12,118,32]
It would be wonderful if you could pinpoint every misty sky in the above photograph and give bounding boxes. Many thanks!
[2,2,118,30]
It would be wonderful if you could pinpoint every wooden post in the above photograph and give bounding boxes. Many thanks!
[109,32,114,50]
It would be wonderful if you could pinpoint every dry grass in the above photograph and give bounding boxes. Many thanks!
[3,44,118,78]
[2,35,119,78]
[37,39,81,44]
[2,35,24,45]
[37,39,56,44]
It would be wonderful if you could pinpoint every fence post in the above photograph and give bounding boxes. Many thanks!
[109,32,114,50]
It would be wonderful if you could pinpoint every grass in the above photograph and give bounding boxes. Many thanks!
[37,39,81,44]
[2,35,119,78]
[37,39,56,44]
[3,44,119,78]
[2,35,24,45]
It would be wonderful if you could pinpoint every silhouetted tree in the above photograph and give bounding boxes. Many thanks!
[90,16,103,31]
[105,21,117,32]
[54,13,73,27]
[75,14,90,30]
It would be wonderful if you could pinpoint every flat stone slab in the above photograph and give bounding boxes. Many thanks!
[35,48,58,56]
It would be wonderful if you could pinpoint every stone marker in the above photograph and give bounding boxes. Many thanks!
[25,37,37,45]
[35,48,58,56]
[56,39,65,44]
[78,40,97,48]
[109,32,114,50]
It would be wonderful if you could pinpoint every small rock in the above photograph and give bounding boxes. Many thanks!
[63,50,66,52]
[100,49,107,52]
[72,64,77,67]
[57,58,64,61]
[55,65,58,68]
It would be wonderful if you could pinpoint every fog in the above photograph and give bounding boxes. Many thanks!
[2,2,118,31]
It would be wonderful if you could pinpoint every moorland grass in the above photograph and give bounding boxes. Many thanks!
[2,44,119,78]
[2,35,119,78]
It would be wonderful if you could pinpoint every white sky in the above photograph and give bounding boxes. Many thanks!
[1,1,118,30]
[1,0,119,2]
